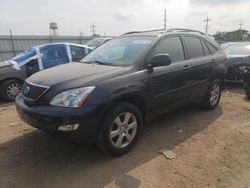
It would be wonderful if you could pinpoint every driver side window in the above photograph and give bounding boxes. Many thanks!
[152,36,185,63]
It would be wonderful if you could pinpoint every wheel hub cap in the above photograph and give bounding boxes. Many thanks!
[110,112,138,149]
[210,83,220,106]
[6,83,21,100]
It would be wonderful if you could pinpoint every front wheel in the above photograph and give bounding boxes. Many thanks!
[0,79,22,102]
[97,102,143,156]
[202,79,222,110]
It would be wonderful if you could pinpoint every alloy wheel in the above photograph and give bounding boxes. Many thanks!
[109,112,138,149]
[210,83,220,106]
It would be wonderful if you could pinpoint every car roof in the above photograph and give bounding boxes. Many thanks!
[122,28,205,37]
[36,42,90,49]
[121,28,220,49]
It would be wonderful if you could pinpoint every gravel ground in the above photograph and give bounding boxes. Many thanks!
[0,88,250,188]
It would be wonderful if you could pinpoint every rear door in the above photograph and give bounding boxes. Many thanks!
[148,35,195,112]
[182,35,213,99]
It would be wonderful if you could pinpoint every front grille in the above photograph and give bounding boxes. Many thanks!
[22,81,50,101]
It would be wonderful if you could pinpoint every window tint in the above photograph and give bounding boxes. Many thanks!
[205,41,217,54]
[152,37,185,63]
[70,45,86,61]
[202,40,211,56]
[39,44,69,69]
[184,37,204,58]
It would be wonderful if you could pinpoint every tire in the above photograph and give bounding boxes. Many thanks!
[202,79,222,110]
[244,82,250,99]
[0,79,22,102]
[97,102,143,156]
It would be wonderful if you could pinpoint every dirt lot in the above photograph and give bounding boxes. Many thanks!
[0,88,250,188]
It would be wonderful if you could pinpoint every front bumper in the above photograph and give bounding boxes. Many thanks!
[15,95,103,143]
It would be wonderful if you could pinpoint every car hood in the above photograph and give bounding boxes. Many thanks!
[27,62,127,88]
[0,61,12,68]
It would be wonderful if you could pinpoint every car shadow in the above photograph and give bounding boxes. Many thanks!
[0,98,14,108]
[224,82,245,95]
[0,105,223,188]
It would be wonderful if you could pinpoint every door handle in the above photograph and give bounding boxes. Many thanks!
[183,65,189,70]
[211,59,216,63]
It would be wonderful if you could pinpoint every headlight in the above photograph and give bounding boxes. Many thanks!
[50,86,95,107]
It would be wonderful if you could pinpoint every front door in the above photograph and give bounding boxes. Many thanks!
[24,59,40,77]
[148,36,194,112]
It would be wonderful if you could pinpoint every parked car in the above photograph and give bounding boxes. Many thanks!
[223,42,250,82]
[221,42,236,50]
[0,43,91,101]
[16,29,227,156]
[85,37,111,49]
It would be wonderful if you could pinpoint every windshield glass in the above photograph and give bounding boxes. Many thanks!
[224,44,250,55]
[81,36,155,66]
[11,47,37,64]
[86,38,105,47]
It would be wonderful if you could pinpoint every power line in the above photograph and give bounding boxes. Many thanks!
[203,16,211,35]
[90,23,96,35]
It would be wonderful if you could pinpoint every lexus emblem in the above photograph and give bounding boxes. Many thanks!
[24,86,30,95]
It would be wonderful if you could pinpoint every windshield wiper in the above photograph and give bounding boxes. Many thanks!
[82,60,115,66]
[92,60,108,65]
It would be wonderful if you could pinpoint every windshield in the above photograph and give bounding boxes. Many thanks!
[224,44,250,55]
[81,36,155,66]
[11,47,37,64]
[86,38,105,47]
[221,43,232,50]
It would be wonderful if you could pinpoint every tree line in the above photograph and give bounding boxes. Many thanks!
[213,30,250,42]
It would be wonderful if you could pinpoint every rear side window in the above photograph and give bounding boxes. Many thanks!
[184,36,204,58]
[152,36,185,63]
[70,45,86,62]
[201,40,211,56]
[205,41,217,54]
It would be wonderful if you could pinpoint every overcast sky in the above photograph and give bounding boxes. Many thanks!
[0,0,250,36]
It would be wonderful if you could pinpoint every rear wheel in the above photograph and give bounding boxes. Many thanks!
[0,79,22,102]
[97,102,143,156]
[244,82,250,99]
[202,79,222,110]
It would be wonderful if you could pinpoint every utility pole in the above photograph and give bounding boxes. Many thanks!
[90,23,96,36]
[9,29,16,56]
[79,31,84,44]
[203,16,211,35]
[164,9,167,30]
[239,20,244,41]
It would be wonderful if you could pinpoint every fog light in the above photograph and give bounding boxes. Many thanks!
[58,124,79,131]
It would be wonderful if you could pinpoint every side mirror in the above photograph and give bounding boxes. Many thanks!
[150,54,172,68]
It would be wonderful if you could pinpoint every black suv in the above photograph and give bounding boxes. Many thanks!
[16,29,227,156]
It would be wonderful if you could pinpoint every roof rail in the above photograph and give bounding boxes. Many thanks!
[166,28,204,35]
[122,29,164,35]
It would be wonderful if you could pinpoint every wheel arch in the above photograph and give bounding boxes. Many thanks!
[97,93,147,134]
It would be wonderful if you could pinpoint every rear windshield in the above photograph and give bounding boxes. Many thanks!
[12,48,37,64]
[224,44,250,55]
